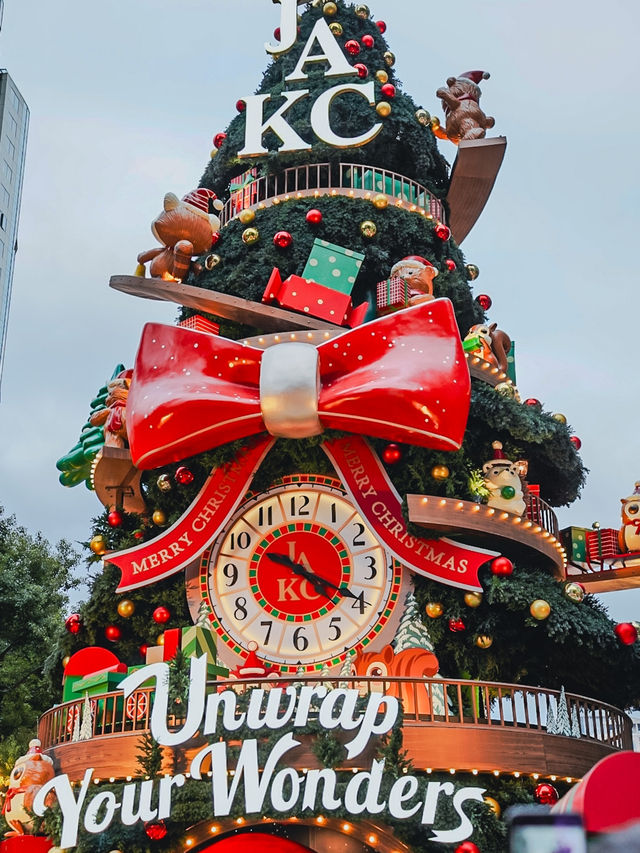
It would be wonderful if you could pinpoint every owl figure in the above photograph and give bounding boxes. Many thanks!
[620,483,640,553]
[2,739,55,836]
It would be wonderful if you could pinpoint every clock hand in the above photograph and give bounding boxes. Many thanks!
[266,553,369,605]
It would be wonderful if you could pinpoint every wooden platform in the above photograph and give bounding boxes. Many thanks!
[567,556,640,593]
[446,137,507,243]
[92,446,146,513]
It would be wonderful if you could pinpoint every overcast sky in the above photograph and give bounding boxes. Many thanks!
[0,0,639,621]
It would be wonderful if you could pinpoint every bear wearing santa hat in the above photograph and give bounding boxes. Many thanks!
[436,70,495,142]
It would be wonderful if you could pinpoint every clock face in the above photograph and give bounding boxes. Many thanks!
[194,475,404,673]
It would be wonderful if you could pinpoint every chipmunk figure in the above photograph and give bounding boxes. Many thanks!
[436,70,495,142]
[465,323,512,373]
[620,483,640,553]
[2,739,55,836]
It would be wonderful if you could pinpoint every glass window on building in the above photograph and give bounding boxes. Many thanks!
[0,238,4,257]
[2,160,12,184]
[5,139,15,161]
[1,186,8,210]
[7,115,17,138]
[9,88,19,114]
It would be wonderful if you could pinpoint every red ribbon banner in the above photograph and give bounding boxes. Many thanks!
[323,436,497,592]
[109,437,274,592]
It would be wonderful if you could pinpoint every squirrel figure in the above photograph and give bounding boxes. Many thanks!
[2,739,55,836]
[465,322,511,373]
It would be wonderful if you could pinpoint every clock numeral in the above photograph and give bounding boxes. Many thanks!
[330,502,337,524]
[234,596,248,621]
[351,591,368,615]
[257,505,273,528]
[328,616,342,642]
[292,626,309,652]
[222,563,239,587]
[290,494,311,517]
[230,531,252,551]
[352,522,366,548]
[365,555,377,580]
[260,620,273,645]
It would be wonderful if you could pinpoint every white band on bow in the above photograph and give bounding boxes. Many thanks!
[259,342,323,438]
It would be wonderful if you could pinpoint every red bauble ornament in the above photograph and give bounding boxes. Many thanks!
[455,843,480,853]
[435,222,451,241]
[445,259,457,271]
[476,294,492,311]
[273,230,293,249]
[534,783,559,805]
[615,622,638,645]
[382,443,402,464]
[449,617,466,632]
[175,465,194,485]
[491,556,514,576]
[133,529,144,540]
[376,20,387,33]
[525,398,541,408]
[105,625,122,642]
[153,606,171,624]
[210,231,221,247]
[273,27,281,40]
[65,613,82,635]
[354,62,369,78]
[570,435,582,450]
[306,208,323,225]
[345,39,361,55]
[361,34,375,48]
[213,132,227,149]
[145,820,168,841]
[381,82,396,98]
[107,509,124,527]
[236,99,246,112]
[139,644,149,657]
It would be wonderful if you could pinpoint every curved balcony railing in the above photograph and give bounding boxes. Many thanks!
[219,162,446,227]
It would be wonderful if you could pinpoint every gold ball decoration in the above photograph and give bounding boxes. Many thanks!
[323,1,338,15]
[157,633,165,646]
[530,599,551,620]
[117,599,136,618]
[425,601,443,619]
[152,509,167,527]
[383,51,395,67]
[238,208,256,225]
[90,534,107,555]
[415,108,431,126]
[552,412,567,424]
[354,3,370,18]
[204,253,222,271]
[242,227,260,245]
[329,21,343,35]
[209,148,218,160]
[495,382,516,399]
[564,582,585,603]
[430,116,441,130]
[376,101,392,118]
[62,655,70,668]
[360,219,377,238]
[431,464,450,480]
[375,70,389,83]
[475,634,493,649]
[372,193,388,210]
[484,796,501,818]
[464,592,483,608]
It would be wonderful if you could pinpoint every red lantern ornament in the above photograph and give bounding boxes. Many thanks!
[65,613,82,635]
[491,556,514,577]
[345,39,361,55]
[525,398,542,409]
[175,465,194,485]
[476,294,492,311]
[382,443,402,464]
[615,622,638,645]
[153,606,171,624]
[105,625,122,642]
[139,644,148,657]
[534,783,559,805]
[570,435,582,451]
[455,843,480,853]
[376,20,387,33]
[306,208,323,225]
[107,509,124,527]
[236,99,246,112]
[445,259,457,271]
[449,617,466,632]
[354,63,369,79]
[434,222,451,241]
[213,132,227,149]
[381,83,396,98]
[361,34,374,48]
[273,230,293,249]
[145,820,168,841]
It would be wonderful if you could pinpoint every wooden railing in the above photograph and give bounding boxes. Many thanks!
[525,493,560,539]
[220,162,445,226]
[38,677,631,752]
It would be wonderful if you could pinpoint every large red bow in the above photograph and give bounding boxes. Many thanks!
[127,299,471,470]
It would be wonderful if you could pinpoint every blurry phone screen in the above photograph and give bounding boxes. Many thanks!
[509,814,586,853]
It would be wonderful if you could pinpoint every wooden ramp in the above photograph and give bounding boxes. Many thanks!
[446,136,507,243]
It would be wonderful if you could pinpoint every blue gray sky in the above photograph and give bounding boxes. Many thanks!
[0,0,639,620]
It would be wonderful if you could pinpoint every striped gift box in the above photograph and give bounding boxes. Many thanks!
[376,276,410,314]
[178,315,220,335]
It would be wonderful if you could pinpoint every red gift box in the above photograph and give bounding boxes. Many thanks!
[377,276,410,314]
[230,168,259,212]
[263,268,368,328]
[586,528,619,561]
[178,315,220,335]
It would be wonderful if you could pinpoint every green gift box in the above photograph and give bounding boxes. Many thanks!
[72,669,128,698]
[301,239,364,295]
[351,169,417,203]
[463,335,482,353]
[561,526,588,564]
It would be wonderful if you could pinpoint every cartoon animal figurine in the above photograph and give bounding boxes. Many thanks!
[619,483,640,553]
[137,188,224,281]
[390,255,439,304]
[482,441,526,515]
[2,739,55,836]
[350,643,440,716]
[89,368,133,448]
[465,323,512,373]
[436,70,495,143]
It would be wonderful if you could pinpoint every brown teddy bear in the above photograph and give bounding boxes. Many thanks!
[436,70,495,143]
[137,188,224,281]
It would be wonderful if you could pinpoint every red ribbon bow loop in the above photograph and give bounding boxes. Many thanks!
[127,299,471,470]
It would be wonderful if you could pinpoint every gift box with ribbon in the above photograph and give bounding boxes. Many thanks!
[301,239,364,296]
[586,528,619,562]
[263,267,368,327]
[376,276,411,314]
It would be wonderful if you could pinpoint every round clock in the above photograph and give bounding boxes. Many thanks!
[189,475,405,674]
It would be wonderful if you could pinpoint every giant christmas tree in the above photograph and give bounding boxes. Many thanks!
[7,2,639,852]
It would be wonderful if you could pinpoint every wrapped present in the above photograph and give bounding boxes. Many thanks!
[586,528,619,562]
[301,239,364,296]
[263,268,368,328]
[178,315,220,335]
[181,626,229,678]
[350,168,417,203]
[230,168,259,212]
[561,526,589,564]
[463,335,482,353]
[376,276,410,314]
[71,665,128,698]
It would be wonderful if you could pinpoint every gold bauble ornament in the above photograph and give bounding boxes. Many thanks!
[376,101,391,118]
[329,21,343,35]
[204,253,221,270]
[552,412,567,424]
[383,51,395,67]
[372,193,388,209]
[323,1,338,15]
[375,70,389,83]
[157,633,165,646]
[495,382,516,399]
[210,148,218,160]
[430,116,441,130]
[530,599,551,620]
[62,655,70,668]
[242,227,260,245]
[475,634,493,649]
[484,796,501,818]
[564,582,585,603]
[355,4,370,18]
[117,599,136,618]
[431,464,450,480]
[360,219,377,238]
[425,602,443,618]
[152,509,167,527]
[415,108,431,126]
[90,534,107,555]
[464,592,483,608]
[238,208,256,225]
